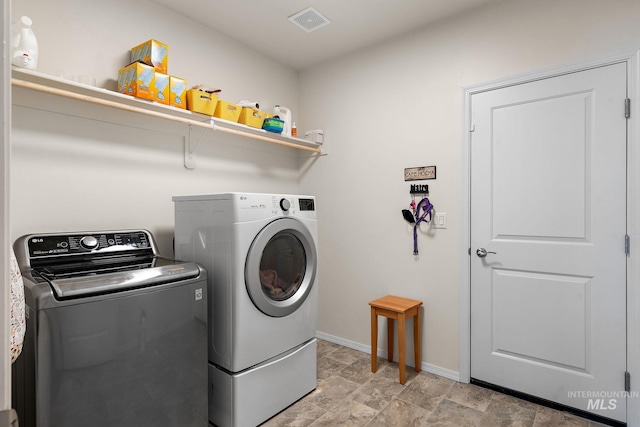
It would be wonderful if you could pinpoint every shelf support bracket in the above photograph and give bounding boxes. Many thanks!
[311,147,329,157]
[184,119,215,169]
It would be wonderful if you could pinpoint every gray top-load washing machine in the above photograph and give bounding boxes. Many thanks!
[12,230,208,427]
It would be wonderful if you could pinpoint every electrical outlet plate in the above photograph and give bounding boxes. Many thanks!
[433,212,447,229]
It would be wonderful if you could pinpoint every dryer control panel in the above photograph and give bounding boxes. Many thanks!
[298,198,315,211]
[271,196,316,215]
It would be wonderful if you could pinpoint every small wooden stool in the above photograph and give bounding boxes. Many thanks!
[369,295,423,384]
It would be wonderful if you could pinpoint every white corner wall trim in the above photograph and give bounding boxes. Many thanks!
[316,331,461,382]
[459,48,640,426]
[1,0,11,410]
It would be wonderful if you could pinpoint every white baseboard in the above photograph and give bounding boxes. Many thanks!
[316,331,461,382]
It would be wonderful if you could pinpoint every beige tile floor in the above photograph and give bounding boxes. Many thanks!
[261,339,612,427]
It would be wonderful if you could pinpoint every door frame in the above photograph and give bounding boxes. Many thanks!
[459,49,640,424]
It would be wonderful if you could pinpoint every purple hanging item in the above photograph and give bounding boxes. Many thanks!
[413,197,434,255]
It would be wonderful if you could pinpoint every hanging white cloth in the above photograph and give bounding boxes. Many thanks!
[10,248,25,363]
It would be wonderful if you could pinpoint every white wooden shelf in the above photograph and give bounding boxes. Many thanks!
[11,68,324,168]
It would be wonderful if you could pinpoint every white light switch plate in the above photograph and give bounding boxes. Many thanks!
[433,212,447,229]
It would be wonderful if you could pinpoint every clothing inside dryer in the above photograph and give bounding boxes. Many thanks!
[259,232,306,301]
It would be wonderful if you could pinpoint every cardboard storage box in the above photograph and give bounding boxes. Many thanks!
[117,67,128,94]
[131,39,168,73]
[170,76,187,109]
[187,90,218,115]
[214,100,241,122]
[238,108,268,128]
[118,62,157,102]
[154,72,170,105]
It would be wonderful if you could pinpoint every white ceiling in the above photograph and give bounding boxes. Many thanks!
[150,0,496,70]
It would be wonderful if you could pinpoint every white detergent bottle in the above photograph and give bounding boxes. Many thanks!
[273,105,292,136]
[11,16,38,70]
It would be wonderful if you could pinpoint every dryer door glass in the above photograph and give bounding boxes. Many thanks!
[260,232,306,301]
[246,218,317,317]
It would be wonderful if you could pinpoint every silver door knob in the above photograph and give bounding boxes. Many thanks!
[476,248,496,257]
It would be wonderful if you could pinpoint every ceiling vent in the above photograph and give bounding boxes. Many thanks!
[288,7,331,33]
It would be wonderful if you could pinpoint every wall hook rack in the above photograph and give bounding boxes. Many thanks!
[410,184,429,195]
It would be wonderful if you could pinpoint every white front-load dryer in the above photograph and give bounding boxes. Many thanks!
[173,193,318,427]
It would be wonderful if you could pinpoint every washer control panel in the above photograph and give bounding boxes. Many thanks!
[80,235,99,250]
[27,231,151,257]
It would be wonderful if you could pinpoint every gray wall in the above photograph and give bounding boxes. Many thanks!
[10,0,640,381]
[11,0,303,256]
[298,0,640,375]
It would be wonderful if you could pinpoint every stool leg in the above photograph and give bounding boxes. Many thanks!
[387,318,394,362]
[398,313,406,384]
[414,309,421,373]
[371,308,378,373]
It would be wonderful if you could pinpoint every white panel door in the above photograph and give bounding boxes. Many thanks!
[470,63,627,422]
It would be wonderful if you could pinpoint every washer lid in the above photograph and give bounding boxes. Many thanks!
[35,257,202,299]
[245,218,317,317]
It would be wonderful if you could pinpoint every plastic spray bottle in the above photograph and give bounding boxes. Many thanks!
[11,16,38,70]
[273,105,292,136]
